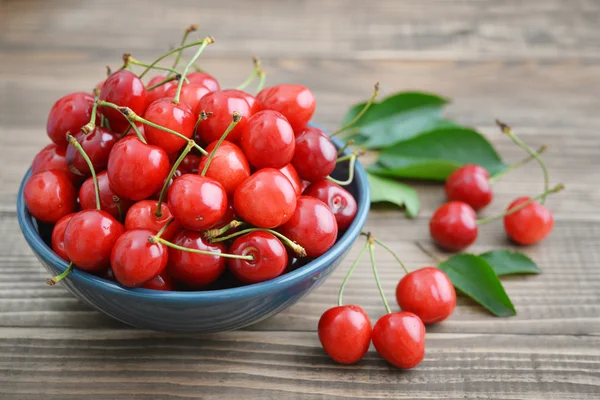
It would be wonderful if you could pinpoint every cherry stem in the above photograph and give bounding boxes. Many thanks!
[106,65,112,77]
[168,24,198,77]
[151,236,254,261]
[155,218,175,240]
[331,82,379,137]
[112,195,123,223]
[203,220,245,239]
[211,228,307,258]
[256,69,266,94]
[326,154,357,186]
[414,241,443,264]
[81,99,99,134]
[67,133,100,210]
[372,237,410,274]
[173,36,215,105]
[100,114,110,130]
[236,56,261,90]
[337,241,369,307]
[97,100,146,144]
[146,74,181,91]
[337,139,355,156]
[139,39,211,79]
[155,140,194,217]
[496,119,550,204]
[477,183,564,225]
[336,150,364,163]
[200,112,242,176]
[123,54,187,79]
[193,110,212,142]
[46,262,74,286]
[367,234,392,314]
[488,144,548,184]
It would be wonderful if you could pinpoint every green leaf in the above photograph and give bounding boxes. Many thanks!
[438,254,516,317]
[377,126,508,180]
[367,172,420,218]
[479,250,542,276]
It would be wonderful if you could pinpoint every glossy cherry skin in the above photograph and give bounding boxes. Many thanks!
[223,89,259,114]
[304,180,357,231]
[197,140,251,196]
[228,231,288,284]
[51,213,76,261]
[145,75,178,106]
[194,91,252,144]
[279,196,338,258]
[318,305,372,364]
[31,143,81,185]
[47,92,95,146]
[107,136,170,201]
[504,197,554,245]
[445,165,493,211]
[292,127,337,182]
[165,83,210,111]
[168,230,227,287]
[125,200,182,242]
[24,170,78,223]
[66,127,118,177]
[63,209,125,272]
[186,72,220,92]
[233,169,297,229]
[110,229,168,287]
[178,153,201,174]
[79,171,133,219]
[240,110,296,169]
[256,84,316,133]
[429,201,478,251]
[279,164,303,197]
[167,174,228,231]
[143,98,196,154]
[372,312,426,369]
[99,70,147,132]
[141,271,174,291]
[396,267,456,324]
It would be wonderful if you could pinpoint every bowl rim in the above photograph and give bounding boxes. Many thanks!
[17,135,370,303]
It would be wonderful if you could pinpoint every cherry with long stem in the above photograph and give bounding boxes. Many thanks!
[168,24,198,76]
[331,83,379,137]
[488,144,549,184]
[66,133,101,209]
[173,36,215,105]
[200,112,241,176]
[149,235,254,261]
[139,39,213,79]
[236,56,262,91]
[337,241,369,306]
[211,228,307,258]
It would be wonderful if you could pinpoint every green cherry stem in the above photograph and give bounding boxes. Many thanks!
[155,218,175,240]
[139,39,211,79]
[326,154,357,186]
[155,140,194,217]
[46,262,74,286]
[193,110,212,142]
[337,139,355,156]
[203,220,245,239]
[169,24,198,76]
[337,241,369,307]
[336,150,364,163]
[414,241,444,264]
[211,228,307,258]
[373,237,410,274]
[488,144,548,184]
[173,36,215,105]
[256,69,266,94]
[150,236,254,261]
[123,53,187,79]
[67,133,100,210]
[331,82,379,137]
[97,100,146,143]
[367,234,392,314]
[200,112,242,176]
[236,56,261,90]
[146,74,181,91]
[81,99,99,134]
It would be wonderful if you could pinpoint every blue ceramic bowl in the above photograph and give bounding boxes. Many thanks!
[17,137,370,333]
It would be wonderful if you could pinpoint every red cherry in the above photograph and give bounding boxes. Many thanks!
[141,271,174,291]
[124,200,182,242]
[279,196,338,258]
[63,209,125,272]
[31,143,81,185]
[396,267,456,324]
[24,170,78,223]
[79,171,133,219]
[223,89,259,114]
[197,140,250,196]
[167,174,228,231]
[194,91,251,144]
[186,71,220,92]
[318,305,372,364]
[168,230,227,287]
[66,127,118,177]
[304,180,357,231]
[143,98,196,154]
[145,75,178,105]
[178,153,201,174]
[292,127,337,182]
[504,197,554,245]
[256,84,315,133]
[47,92,95,146]
[107,136,170,200]
[429,201,478,251]
[165,83,210,110]
[228,231,288,283]
[233,169,297,228]
[445,165,492,211]
[210,203,238,232]
[51,213,76,261]
[110,229,168,287]
[372,312,426,369]
[240,110,296,169]
[99,70,147,132]
[279,164,303,197]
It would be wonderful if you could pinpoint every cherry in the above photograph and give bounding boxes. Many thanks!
[63,209,125,272]
[504,197,554,245]
[256,84,316,133]
[99,70,147,132]
[178,153,201,174]
[304,180,357,231]
[227,231,288,283]
[51,213,76,261]
[31,143,81,185]
[233,169,297,228]
[279,196,338,258]
[429,201,478,251]
[279,164,303,197]
[66,127,118,177]
[111,229,168,287]
[145,75,178,105]
[194,91,251,143]
[223,89,260,114]
[168,230,227,287]
[167,174,228,231]
[107,136,170,200]
[372,312,426,369]
[141,271,174,291]
[292,127,337,182]
[79,171,132,220]
[396,267,456,324]
[143,98,196,154]
[209,203,238,233]
[318,305,372,364]
[24,170,78,223]
[124,200,181,242]
[197,140,250,196]
[240,110,296,169]
[186,71,220,92]
[445,165,492,211]
[165,83,210,111]
[46,92,95,146]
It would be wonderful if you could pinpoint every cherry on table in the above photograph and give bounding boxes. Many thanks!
[194,91,252,144]
[372,311,426,369]
[256,84,316,133]
[66,127,118,177]
[304,180,357,231]
[504,197,554,245]
[429,201,478,251]
[318,305,372,364]
[279,164,303,197]
[31,143,82,186]
[227,231,288,284]
[143,98,196,154]
[197,140,250,196]
[46,92,95,146]
[445,164,492,211]
[292,127,337,182]
[79,171,133,220]
[99,70,147,132]
[23,170,78,224]
[186,71,220,92]
[51,213,76,262]
[124,200,182,242]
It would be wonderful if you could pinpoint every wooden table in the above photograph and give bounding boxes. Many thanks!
[2,1,599,398]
